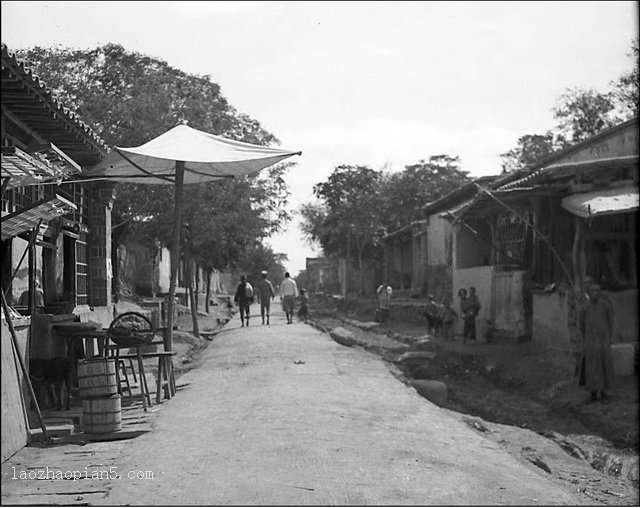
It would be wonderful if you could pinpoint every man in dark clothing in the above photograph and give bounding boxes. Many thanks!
[578,283,615,403]
[234,275,254,327]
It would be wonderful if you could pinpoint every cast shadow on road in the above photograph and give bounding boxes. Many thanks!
[30,430,151,447]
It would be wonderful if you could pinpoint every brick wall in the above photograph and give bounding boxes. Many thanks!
[88,183,115,306]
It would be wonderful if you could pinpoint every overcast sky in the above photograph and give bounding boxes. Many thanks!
[2,1,638,275]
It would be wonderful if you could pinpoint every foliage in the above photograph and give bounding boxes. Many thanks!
[16,43,293,274]
[501,37,638,172]
[499,133,559,173]
[234,243,288,289]
[300,165,386,293]
[552,87,619,145]
[611,36,639,118]
[305,165,385,259]
[16,44,275,147]
[382,155,470,231]
[300,158,470,293]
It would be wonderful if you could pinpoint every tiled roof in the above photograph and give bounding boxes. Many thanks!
[1,43,109,167]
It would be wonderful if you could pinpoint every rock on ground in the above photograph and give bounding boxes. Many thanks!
[411,379,448,406]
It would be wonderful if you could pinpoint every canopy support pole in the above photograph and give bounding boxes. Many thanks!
[165,160,185,352]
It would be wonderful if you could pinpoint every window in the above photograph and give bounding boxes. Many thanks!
[494,211,532,267]
[586,213,636,289]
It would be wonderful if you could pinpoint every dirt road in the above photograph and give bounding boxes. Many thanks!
[2,306,636,505]
[97,308,607,505]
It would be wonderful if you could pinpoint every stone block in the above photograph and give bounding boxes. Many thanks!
[411,379,447,406]
[330,327,356,347]
[611,343,636,377]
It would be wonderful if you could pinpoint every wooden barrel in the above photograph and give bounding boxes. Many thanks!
[77,358,117,399]
[82,395,122,434]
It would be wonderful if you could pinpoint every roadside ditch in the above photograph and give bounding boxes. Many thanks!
[307,299,639,493]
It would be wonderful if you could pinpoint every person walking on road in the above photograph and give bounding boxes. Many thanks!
[257,270,275,326]
[280,272,298,324]
[578,282,615,403]
[234,275,254,327]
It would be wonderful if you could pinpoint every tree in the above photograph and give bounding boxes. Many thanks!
[500,133,558,173]
[552,87,619,145]
[301,157,471,294]
[383,155,470,230]
[611,36,639,118]
[15,44,285,250]
[301,165,386,294]
[17,44,295,323]
[16,44,276,147]
[501,38,638,171]
[235,243,288,289]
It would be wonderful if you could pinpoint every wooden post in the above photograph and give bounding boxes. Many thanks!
[572,217,583,294]
[165,160,185,352]
[136,347,148,412]
[345,228,351,297]
[185,246,200,338]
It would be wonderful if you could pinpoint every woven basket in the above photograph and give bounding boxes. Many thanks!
[108,312,155,347]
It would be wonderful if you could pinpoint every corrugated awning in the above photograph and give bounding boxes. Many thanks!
[1,194,77,240]
[438,197,476,220]
[499,155,639,190]
[1,145,81,189]
[561,185,639,218]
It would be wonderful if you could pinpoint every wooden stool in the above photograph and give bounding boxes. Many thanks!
[155,352,177,403]
[111,347,152,411]
[116,358,133,397]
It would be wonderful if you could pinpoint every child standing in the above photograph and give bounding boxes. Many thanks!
[423,294,442,335]
[298,289,309,323]
[441,297,458,342]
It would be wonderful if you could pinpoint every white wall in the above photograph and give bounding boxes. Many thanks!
[426,216,450,266]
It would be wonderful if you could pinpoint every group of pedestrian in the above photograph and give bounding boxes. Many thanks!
[233,271,309,327]
[420,287,481,344]
[234,269,615,405]
[421,277,616,404]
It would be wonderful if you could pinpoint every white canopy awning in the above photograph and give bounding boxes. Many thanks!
[83,125,302,185]
[561,185,639,218]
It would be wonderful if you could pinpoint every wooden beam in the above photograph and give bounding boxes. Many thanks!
[1,105,49,146]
